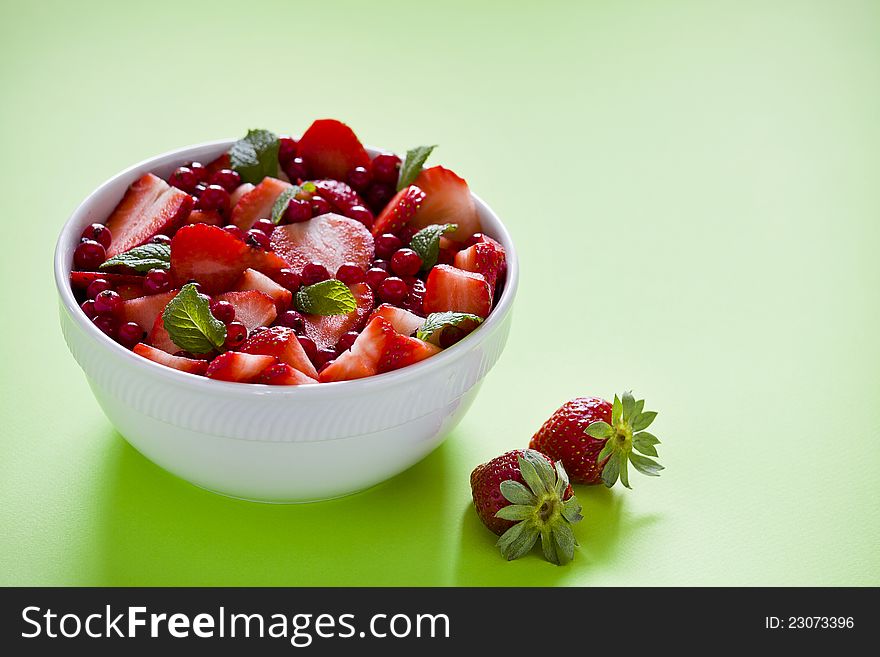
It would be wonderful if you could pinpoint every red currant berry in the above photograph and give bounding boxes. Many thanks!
[169,166,199,193]
[283,198,312,224]
[278,136,298,164]
[371,153,402,184]
[337,331,359,353]
[335,263,365,285]
[92,315,118,338]
[365,267,389,290]
[197,184,231,215]
[347,166,371,191]
[390,248,423,277]
[345,204,374,229]
[246,229,270,249]
[81,223,112,249]
[144,268,171,294]
[314,347,336,369]
[374,233,403,259]
[81,300,96,316]
[151,234,171,245]
[301,262,330,286]
[366,182,396,212]
[117,322,145,348]
[223,224,245,240]
[297,335,318,362]
[278,310,305,332]
[74,239,106,270]
[283,156,309,182]
[253,218,275,235]
[208,168,241,192]
[94,289,123,316]
[378,277,409,305]
[86,278,112,300]
[189,161,208,183]
[276,268,302,292]
[310,195,331,216]
[210,300,235,323]
[225,321,248,349]
[372,259,390,271]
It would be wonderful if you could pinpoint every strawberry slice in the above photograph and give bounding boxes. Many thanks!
[371,185,426,236]
[296,119,370,181]
[258,362,318,386]
[233,268,292,313]
[70,271,145,291]
[105,174,194,258]
[122,289,178,332]
[424,265,492,317]
[185,209,224,226]
[147,313,179,354]
[310,180,367,213]
[206,352,277,383]
[230,183,255,207]
[408,166,481,241]
[169,224,288,294]
[205,153,231,175]
[319,316,439,382]
[369,304,425,337]
[303,282,373,350]
[215,290,277,330]
[230,177,292,230]
[241,326,318,379]
[116,282,147,300]
[270,213,374,276]
[133,343,210,375]
[453,237,506,295]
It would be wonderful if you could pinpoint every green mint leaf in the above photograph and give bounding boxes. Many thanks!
[270,186,299,225]
[228,129,279,184]
[162,283,227,354]
[409,223,457,271]
[294,279,357,316]
[416,311,482,344]
[99,243,170,272]
[397,145,436,190]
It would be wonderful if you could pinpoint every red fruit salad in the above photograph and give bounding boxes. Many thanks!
[70,120,506,385]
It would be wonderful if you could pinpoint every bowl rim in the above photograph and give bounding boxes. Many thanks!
[55,138,519,398]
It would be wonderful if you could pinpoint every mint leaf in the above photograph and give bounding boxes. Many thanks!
[271,186,298,224]
[99,243,170,272]
[397,145,436,190]
[416,311,482,344]
[295,279,357,316]
[410,223,457,271]
[162,283,227,353]
[229,129,279,184]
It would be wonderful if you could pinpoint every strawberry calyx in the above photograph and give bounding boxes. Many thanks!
[494,450,583,565]
[588,391,664,489]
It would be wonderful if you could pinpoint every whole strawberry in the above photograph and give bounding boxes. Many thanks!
[470,449,583,564]
[530,392,663,488]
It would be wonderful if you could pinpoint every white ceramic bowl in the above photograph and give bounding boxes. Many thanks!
[55,140,518,502]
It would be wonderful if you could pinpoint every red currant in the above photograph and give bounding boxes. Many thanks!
[117,322,145,348]
[252,218,275,235]
[210,300,235,323]
[278,310,305,332]
[73,240,106,270]
[371,153,402,184]
[81,223,112,249]
[390,248,423,276]
[301,262,330,286]
[374,233,403,259]
[335,263,365,285]
[378,277,409,305]
[197,184,231,215]
[169,166,199,193]
[225,321,248,349]
[347,166,371,191]
[94,289,123,316]
[144,268,171,294]
[208,168,241,192]
[276,268,302,292]
[86,278,112,300]
[283,198,312,224]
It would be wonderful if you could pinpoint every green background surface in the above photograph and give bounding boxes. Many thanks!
[1,0,878,586]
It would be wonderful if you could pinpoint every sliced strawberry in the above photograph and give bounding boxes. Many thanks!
[169,224,288,294]
[371,185,426,236]
[185,209,224,226]
[115,282,146,300]
[206,352,277,383]
[122,289,178,332]
[303,282,373,350]
[423,265,492,317]
[233,268,292,313]
[230,183,255,207]
[133,343,209,375]
[105,174,194,257]
[215,290,277,330]
[453,238,506,295]
[378,331,440,373]
[408,166,481,241]
[230,177,292,230]
[270,213,374,276]
[369,304,425,337]
[241,326,318,379]
[147,314,179,354]
[205,153,231,175]
[310,180,366,213]
[258,362,318,386]
[70,271,145,291]
[296,119,370,181]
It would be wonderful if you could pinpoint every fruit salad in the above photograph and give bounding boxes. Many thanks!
[69,119,507,384]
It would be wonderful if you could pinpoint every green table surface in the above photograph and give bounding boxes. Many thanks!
[1,0,878,586]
